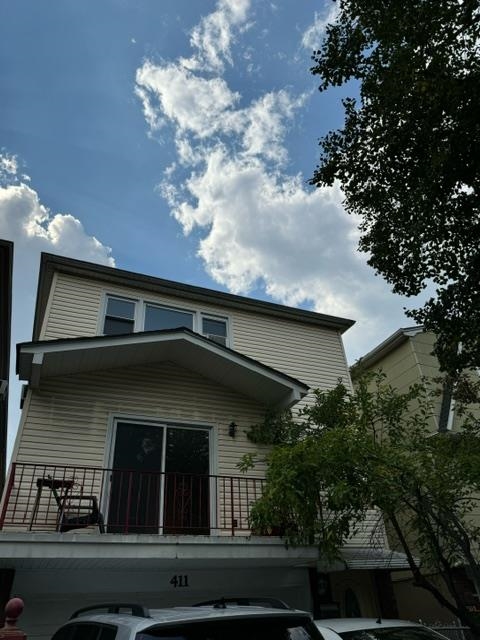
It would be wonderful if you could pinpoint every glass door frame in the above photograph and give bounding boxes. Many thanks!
[103,415,214,534]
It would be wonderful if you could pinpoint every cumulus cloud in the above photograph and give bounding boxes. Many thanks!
[183,0,251,72]
[0,154,115,456]
[301,4,339,51]
[135,0,415,365]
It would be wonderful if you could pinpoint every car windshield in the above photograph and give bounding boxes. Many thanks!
[338,627,444,640]
[137,616,320,640]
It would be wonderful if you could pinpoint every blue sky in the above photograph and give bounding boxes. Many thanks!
[0,0,422,457]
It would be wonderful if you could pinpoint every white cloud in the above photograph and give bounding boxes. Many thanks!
[0,152,18,179]
[184,0,251,72]
[301,4,339,51]
[135,0,417,367]
[135,62,241,138]
[0,157,115,458]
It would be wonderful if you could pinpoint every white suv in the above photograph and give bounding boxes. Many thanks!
[50,603,323,640]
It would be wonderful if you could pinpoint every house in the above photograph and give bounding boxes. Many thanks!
[0,253,406,638]
[351,327,467,433]
[352,327,480,622]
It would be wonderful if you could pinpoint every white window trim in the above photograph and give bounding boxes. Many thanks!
[99,293,139,335]
[201,313,230,348]
[103,412,218,531]
[143,300,196,332]
[100,290,232,347]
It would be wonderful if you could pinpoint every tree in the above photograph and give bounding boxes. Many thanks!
[309,0,480,375]
[242,375,480,634]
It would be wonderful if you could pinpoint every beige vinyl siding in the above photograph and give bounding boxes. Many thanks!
[8,362,270,532]
[16,361,269,474]
[42,275,102,339]
[362,336,439,431]
[411,332,480,432]
[343,508,388,549]
[366,339,420,395]
[42,273,351,397]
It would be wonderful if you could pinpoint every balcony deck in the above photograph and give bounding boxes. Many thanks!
[0,463,267,537]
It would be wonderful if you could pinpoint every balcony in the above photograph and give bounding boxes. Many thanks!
[0,463,267,537]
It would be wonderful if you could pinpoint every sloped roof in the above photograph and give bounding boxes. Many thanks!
[351,326,424,374]
[17,327,309,410]
[32,253,355,340]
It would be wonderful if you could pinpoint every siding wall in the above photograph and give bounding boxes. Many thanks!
[41,273,351,396]
[363,336,438,431]
[16,361,269,475]
[10,271,358,535]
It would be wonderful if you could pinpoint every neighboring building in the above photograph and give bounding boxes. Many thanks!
[352,327,480,622]
[0,254,405,638]
[0,240,13,612]
[0,240,13,493]
[351,327,466,433]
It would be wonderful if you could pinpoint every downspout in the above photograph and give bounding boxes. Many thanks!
[438,342,461,432]
[438,381,454,432]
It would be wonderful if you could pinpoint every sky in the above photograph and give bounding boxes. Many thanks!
[0,0,424,458]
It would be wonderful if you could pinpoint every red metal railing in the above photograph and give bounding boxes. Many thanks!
[0,463,266,536]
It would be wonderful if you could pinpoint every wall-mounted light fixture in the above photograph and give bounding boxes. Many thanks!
[228,421,237,438]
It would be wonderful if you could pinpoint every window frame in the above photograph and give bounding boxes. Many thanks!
[102,295,138,336]
[100,292,231,347]
[201,313,229,347]
[142,301,195,333]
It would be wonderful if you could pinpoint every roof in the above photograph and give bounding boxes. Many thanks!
[17,327,309,410]
[351,326,424,374]
[32,253,355,341]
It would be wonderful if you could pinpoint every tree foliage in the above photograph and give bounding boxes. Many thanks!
[243,375,480,632]
[310,0,480,375]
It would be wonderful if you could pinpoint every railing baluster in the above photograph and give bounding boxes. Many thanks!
[230,477,234,535]
[1,463,267,536]
[0,463,16,529]
[125,471,133,534]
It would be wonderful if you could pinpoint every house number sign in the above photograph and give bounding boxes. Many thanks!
[170,575,189,588]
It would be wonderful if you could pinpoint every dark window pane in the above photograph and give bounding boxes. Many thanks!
[145,305,193,331]
[138,617,319,640]
[202,318,227,338]
[165,428,209,474]
[108,422,163,534]
[99,626,118,640]
[164,428,210,534]
[106,298,135,319]
[70,623,102,640]
[52,626,74,640]
[104,316,134,335]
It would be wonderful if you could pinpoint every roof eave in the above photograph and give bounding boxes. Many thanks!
[351,326,424,375]
[18,329,309,411]
[32,253,355,340]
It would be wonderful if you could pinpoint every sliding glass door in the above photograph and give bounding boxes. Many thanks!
[107,421,210,534]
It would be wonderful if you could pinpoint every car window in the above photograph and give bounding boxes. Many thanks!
[339,627,445,640]
[137,617,321,640]
[52,623,117,640]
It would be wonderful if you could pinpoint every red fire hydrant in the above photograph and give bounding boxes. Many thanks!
[0,598,26,640]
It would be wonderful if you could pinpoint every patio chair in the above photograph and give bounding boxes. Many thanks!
[47,476,105,533]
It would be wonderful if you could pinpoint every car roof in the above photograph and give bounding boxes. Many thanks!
[69,606,312,633]
[316,619,423,633]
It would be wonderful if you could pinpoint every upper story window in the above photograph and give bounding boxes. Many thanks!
[102,295,229,346]
[144,303,193,332]
[202,316,227,346]
[103,297,135,335]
